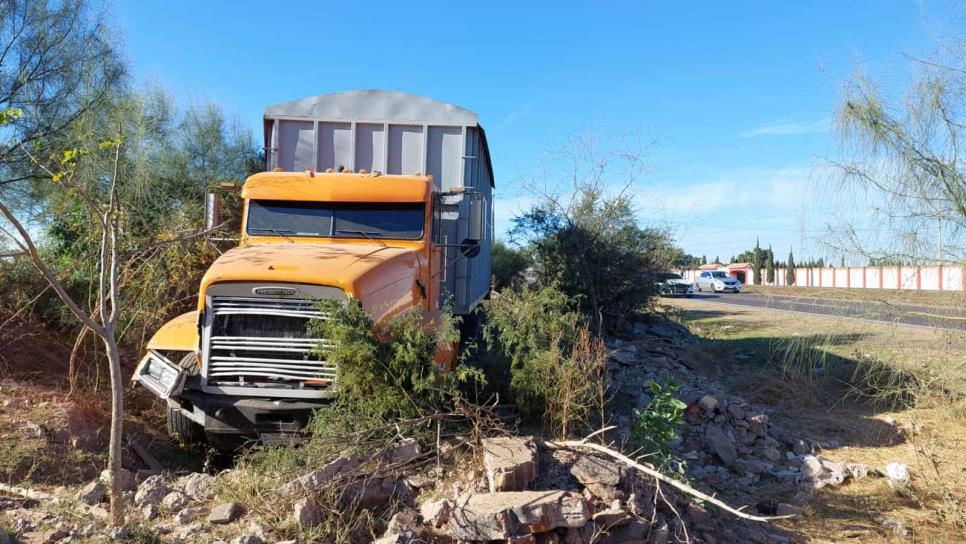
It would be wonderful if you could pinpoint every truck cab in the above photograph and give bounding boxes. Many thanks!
[133,91,493,449]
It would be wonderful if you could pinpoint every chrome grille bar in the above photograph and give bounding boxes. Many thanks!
[206,294,336,388]
[210,296,327,319]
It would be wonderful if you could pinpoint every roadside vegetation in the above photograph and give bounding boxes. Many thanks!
[666,296,966,540]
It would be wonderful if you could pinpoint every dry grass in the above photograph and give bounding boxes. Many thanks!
[747,285,966,310]
[664,297,966,542]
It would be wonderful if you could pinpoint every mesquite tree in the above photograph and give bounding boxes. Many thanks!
[0,135,127,525]
[835,50,966,263]
[0,0,124,523]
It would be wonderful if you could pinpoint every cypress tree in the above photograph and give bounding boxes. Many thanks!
[766,245,776,284]
[786,250,796,286]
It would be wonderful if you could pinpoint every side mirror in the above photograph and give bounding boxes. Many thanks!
[204,183,243,248]
[205,190,220,231]
[460,194,485,258]
[467,194,484,243]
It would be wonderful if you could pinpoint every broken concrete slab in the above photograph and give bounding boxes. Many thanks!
[569,455,624,502]
[438,491,591,541]
[278,456,361,495]
[592,504,630,527]
[208,502,243,524]
[482,437,538,492]
[420,499,453,528]
[705,425,737,466]
[385,438,421,466]
[293,497,321,529]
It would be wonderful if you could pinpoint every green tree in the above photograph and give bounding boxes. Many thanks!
[512,191,675,334]
[786,250,796,286]
[837,48,966,264]
[766,245,776,284]
[491,240,528,290]
[750,238,763,285]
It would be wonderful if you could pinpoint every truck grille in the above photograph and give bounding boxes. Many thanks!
[205,296,335,386]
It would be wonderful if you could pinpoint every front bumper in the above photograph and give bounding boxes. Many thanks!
[135,351,330,445]
[716,285,741,292]
[177,389,327,440]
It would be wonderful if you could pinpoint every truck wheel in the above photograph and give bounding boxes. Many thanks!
[167,406,204,445]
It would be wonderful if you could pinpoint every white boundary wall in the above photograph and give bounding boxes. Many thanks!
[684,265,965,291]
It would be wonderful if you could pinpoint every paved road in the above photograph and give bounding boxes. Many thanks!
[686,292,966,331]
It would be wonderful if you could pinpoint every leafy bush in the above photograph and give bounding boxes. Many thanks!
[490,240,528,290]
[511,190,677,333]
[630,377,687,472]
[485,285,610,438]
[308,300,481,437]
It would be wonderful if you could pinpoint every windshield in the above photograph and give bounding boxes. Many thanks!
[247,201,425,240]
[711,271,730,278]
[657,273,684,280]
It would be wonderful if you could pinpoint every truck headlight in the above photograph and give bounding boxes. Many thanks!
[134,351,187,399]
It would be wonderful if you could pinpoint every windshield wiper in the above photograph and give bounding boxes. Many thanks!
[336,229,386,247]
[248,227,295,243]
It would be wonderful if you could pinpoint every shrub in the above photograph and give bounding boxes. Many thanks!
[485,285,610,438]
[490,240,528,290]
[511,190,676,333]
[308,299,481,438]
[630,377,687,473]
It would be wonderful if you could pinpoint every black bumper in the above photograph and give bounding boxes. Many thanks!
[180,389,328,440]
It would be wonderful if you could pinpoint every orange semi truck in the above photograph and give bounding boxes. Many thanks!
[133,91,493,450]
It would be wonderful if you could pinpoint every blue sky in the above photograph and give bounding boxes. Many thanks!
[115,0,960,262]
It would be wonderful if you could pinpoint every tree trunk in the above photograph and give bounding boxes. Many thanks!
[102,331,125,527]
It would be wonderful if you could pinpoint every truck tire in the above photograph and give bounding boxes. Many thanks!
[167,406,204,445]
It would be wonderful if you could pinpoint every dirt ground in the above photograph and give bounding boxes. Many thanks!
[0,315,201,489]
[664,296,966,543]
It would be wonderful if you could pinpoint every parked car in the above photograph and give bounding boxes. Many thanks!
[695,271,742,293]
[655,272,694,297]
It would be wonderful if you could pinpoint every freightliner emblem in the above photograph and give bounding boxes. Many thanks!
[253,286,299,297]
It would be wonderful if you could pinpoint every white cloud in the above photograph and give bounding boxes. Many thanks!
[740,117,830,138]
[640,167,814,216]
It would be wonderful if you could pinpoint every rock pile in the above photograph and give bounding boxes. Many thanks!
[607,320,823,506]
